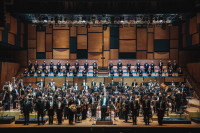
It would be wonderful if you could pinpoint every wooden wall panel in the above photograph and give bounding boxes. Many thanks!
[88,33,102,52]
[110,49,118,59]
[119,40,136,52]
[70,26,76,37]
[147,53,154,59]
[170,40,179,49]
[46,34,52,51]
[119,26,136,39]
[154,26,169,39]
[46,27,52,34]
[190,16,198,35]
[104,51,110,67]
[87,77,104,88]
[28,24,36,40]
[147,33,154,52]
[37,32,45,52]
[154,52,169,59]
[21,35,23,48]
[53,24,69,30]
[77,35,87,49]
[165,77,184,83]
[170,26,179,39]
[197,12,200,24]
[1,62,8,86]
[88,26,103,32]
[28,49,36,59]
[0,30,2,41]
[182,34,186,48]
[70,53,77,59]
[53,49,69,59]
[8,33,15,45]
[182,23,185,34]
[21,22,24,34]
[137,28,147,50]
[45,77,65,87]
[104,27,110,50]
[88,53,102,66]
[53,30,69,48]
[28,40,36,49]
[9,16,17,34]
[170,49,178,61]
[46,52,52,59]
[147,28,154,32]
[192,33,199,45]
[77,26,87,34]
[137,51,147,59]
[6,13,11,24]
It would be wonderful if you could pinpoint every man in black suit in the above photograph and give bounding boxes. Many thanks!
[108,61,113,71]
[138,69,143,77]
[42,61,46,72]
[172,60,178,72]
[117,60,122,70]
[123,97,130,123]
[82,68,87,76]
[91,80,96,89]
[132,79,138,88]
[130,96,139,125]
[93,70,98,77]
[100,94,109,121]
[147,68,152,77]
[35,96,45,125]
[53,68,58,76]
[34,61,39,72]
[73,68,78,76]
[75,60,79,71]
[38,79,44,89]
[49,61,54,72]
[93,61,98,71]
[178,67,183,76]
[89,93,97,117]
[55,97,64,125]
[30,68,34,76]
[150,61,155,72]
[158,69,162,76]
[84,60,89,72]
[142,96,151,125]
[63,69,68,77]
[118,67,123,76]
[65,61,71,74]
[127,63,131,72]
[144,63,149,72]
[156,96,166,125]
[167,60,171,70]
[110,68,114,76]
[37,68,42,77]
[44,69,49,76]
[28,60,32,72]
[22,97,32,125]
[57,61,61,72]
[158,60,163,72]
[11,86,18,109]
[136,60,141,72]
[46,96,55,125]
[168,68,173,77]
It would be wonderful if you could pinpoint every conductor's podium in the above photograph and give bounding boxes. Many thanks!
[96,118,113,125]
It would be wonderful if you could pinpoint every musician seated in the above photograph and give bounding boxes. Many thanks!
[138,69,143,77]
[84,60,89,72]
[24,69,28,77]
[127,63,131,72]
[49,61,54,72]
[108,61,113,71]
[44,69,49,76]
[144,63,149,72]
[63,69,68,77]
[73,68,78,76]
[75,60,79,71]
[93,70,98,77]
[118,68,123,76]
[178,67,183,76]
[53,69,59,76]
[42,61,46,72]
[82,68,87,76]
[117,60,122,70]
[158,69,162,76]
[110,68,114,76]
[172,60,178,72]
[65,61,70,72]
[167,60,171,70]
[136,60,141,72]
[168,68,173,77]
[150,61,155,72]
[147,68,152,77]
[37,69,42,76]
[129,70,133,77]
[93,61,98,71]
[30,68,35,76]
[57,61,61,72]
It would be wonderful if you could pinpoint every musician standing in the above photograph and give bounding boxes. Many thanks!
[49,61,54,72]
[46,96,55,125]
[143,96,151,125]
[68,97,75,125]
[55,97,64,125]
[123,96,130,123]
[108,61,113,71]
[127,63,131,72]
[34,61,39,72]
[150,61,155,72]
[130,96,139,125]
[11,86,18,109]
[28,60,33,72]
[100,94,109,121]
[65,61,71,74]
[117,60,122,71]
[57,61,61,72]
[42,61,46,72]
[144,62,149,72]
[93,61,98,71]
[84,60,89,72]
[35,96,45,125]
[158,60,163,72]
[75,60,79,71]
[22,97,32,125]
[136,60,141,72]
[89,93,97,117]
[156,96,166,125]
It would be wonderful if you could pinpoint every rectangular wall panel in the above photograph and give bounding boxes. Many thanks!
[119,40,136,52]
[88,33,102,52]
[88,26,103,32]
[53,30,69,48]
[28,24,36,40]
[110,49,118,59]
[137,51,147,59]
[119,26,136,39]
[170,40,179,49]
[154,26,169,39]
[28,49,36,59]
[147,53,154,59]
[53,24,69,30]
[147,28,154,32]
[197,12,200,24]
[137,28,147,50]
[104,27,110,50]
[147,33,154,52]
[8,33,15,45]
[9,16,17,34]
[77,26,87,34]
[28,40,36,49]
[77,35,87,49]
[6,13,11,24]
[46,34,52,51]
[190,16,198,35]
[53,49,69,59]
[70,53,77,59]
[154,52,169,59]
[192,33,199,45]
[88,53,102,66]
[46,27,52,34]
[37,32,45,52]
[70,26,76,37]
[170,49,179,61]
[104,51,110,67]
[21,22,24,34]
[46,52,52,59]
[170,26,179,39]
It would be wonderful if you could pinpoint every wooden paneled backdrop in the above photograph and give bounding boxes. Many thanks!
[26,23,182,67]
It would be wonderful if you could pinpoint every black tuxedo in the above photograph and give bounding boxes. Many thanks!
[57,63,61,72]
[42,63,46,71]
[118,69,123,76]
[93,70,98,76]
[73,69,78,76]
[117,62,122,69]
[37,70,42,76]
[75,62,79,71]
[100,97,109,121]
[34,63,39,72]
[159,61,163,71]
[22,100,32,125]
[142,99,151,125]
[156,100,166,125]
[54,69,58,76]
[147,69,152,76]
[90,97,97,117]
[49,62,54,72]
[144,63,149,72]
[44,69,49,76]
[93,62,98,70]
[82,70,87,76]
[167,62,171,70]
[136,62,141,71]
[172,62,177,72]
[28,62,32,72]
[63,69,68,77]
[46,100,55,124]
[35,100,45,125]
[84,62,89,71]
[65,63,70,71]
[11,88,18,109]
[55,101,64,124]
[150,63,155,72]
[110,69,114,76]
[130,100,139,124]
[138,70,143,77]
[109,63,113,71]
[168,69,173,76]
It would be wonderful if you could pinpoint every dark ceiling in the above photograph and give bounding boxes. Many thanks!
[5,0,200,14]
